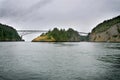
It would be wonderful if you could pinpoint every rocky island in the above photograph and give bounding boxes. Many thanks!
[32,28,80,42]
[90,15,120,42]
[0,23,22,41]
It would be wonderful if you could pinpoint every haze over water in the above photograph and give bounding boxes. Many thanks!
[0,42,120,80]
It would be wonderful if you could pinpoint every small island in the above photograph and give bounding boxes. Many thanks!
[32,28,81,42]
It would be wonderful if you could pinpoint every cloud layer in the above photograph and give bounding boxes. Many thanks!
[0,0,120,32]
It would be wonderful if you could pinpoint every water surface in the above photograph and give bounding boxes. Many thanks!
[0,42,120,80]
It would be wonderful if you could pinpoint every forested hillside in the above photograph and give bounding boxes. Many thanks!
[0,23,22,41]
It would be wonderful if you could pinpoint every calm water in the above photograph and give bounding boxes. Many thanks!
[0,42,120,80]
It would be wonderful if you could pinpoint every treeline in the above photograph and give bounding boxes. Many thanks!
[92,15,120,33]
[41,28,80,42]
[80,35,90,41]
[0,23,22,41]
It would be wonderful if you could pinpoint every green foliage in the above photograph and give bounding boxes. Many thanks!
[92,15,120,33]
[113,35,118,38]
[80,35,89,41]
[42,28,80,42]
[117,28,120,33]
[0,23,22,41]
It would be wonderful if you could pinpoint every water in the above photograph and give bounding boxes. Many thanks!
[0,42,120,80]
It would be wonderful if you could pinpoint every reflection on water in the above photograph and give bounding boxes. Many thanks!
[97,53,120,80]
[98,54,120,64]
[53,42,79,47]
[107,47,120,50]
[105,43,120,50]
[97,43,120,80]
[0,42,120,80]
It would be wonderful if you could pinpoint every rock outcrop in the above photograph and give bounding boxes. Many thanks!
[32,28,80,42]
[90,16,120,42]
[0,23,22,41]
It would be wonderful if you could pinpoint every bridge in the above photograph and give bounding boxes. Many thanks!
[17,30,47,37]
[17,30,88,38]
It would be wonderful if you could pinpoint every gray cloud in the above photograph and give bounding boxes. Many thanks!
[17,0,53,20]
[0,0,120,32]
[0,0,53,19]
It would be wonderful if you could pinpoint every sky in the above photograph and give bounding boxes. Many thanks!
[0,0,120,33]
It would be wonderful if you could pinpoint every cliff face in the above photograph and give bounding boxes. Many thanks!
[0,23,22,41]
[32,28,80,42]
[90,16,120,42]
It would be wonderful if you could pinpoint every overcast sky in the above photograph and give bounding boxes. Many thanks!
[0,0,120,33]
